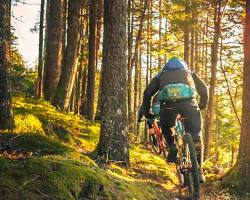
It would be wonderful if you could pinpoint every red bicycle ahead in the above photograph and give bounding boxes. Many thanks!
[146,117,168,159]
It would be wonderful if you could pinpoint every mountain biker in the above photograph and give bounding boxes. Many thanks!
[138,93,160,137]
[141,57,208,183]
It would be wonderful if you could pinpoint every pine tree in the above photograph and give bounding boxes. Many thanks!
[52,0,83,110]
[43,0,65,101]
[236,0,250,192]
[97,0,129,166]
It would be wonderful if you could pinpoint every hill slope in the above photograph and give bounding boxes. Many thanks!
[0,97,180,200]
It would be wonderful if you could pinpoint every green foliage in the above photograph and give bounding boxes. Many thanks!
[10,46,36,96]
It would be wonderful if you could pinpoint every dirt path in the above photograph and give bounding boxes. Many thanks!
[132,145,240,200]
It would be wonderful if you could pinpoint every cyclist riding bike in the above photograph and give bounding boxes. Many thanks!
[141,57,208,183]
[138,93,160,137]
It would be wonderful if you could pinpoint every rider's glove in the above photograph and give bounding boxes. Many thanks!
[145,112,155,119]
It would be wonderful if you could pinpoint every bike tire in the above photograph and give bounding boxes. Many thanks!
[162,136,169,159]
[183,133,200,200]
[149,134,162,155]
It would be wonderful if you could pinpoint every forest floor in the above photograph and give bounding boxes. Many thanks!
[0,96,246,200]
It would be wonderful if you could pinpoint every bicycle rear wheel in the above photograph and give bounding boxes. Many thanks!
[149,134,161,155]
[183,133,200,200]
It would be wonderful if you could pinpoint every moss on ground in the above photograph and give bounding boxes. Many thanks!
[0,96,178,200]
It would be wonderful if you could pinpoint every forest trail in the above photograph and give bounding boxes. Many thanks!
[0,97,241,200]
[131,144,237,200]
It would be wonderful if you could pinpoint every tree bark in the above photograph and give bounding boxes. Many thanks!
[127,0,134,130]
[0,0,13,129]
[86,0,97,120]
[43,0,65,101]
[36,0,45,98]
[238,0,250,175]
[129,0,149,132]
[52,0,83,110]
[158,0,162,70]
[97,0,129,166]
[228,1,250,192]
[95,0,104,120]
[204,0,222,160]
[184,2,190,65]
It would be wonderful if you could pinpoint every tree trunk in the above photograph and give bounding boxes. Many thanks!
[134,49,139,134]
[127,0,134,131]
[130,0,149,132]
[227,0,250,191]
[97,0,129,166]
[61,0,68,57]
[184,2,190,65]
[190,23,195,71]
[136,48,142,136]
[158,0,162,70]
[52,0,83,110]
[43,0,65,101]
[204,0,222,160]
[0,0,13,129]
[95,0,104,120]
[235,0,250,192]
[80,65,88,115]
[86,0,97,120]
[36,0,45,98]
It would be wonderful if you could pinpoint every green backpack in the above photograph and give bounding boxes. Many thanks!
[158,83,197,102]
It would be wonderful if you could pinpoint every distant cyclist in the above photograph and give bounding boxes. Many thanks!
[140,57,208,183]
[138,93,160,137]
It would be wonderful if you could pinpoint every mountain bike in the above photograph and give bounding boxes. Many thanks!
[172,114,200,200]
[146,117,168,159]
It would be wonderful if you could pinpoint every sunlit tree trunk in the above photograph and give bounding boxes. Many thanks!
[190,17,195,71]
[235,0,250,192]
[97,0,129,166]
[127,0,134,131]
[86,0,97,120]
[134,49,139,134]
[95,0,104,119]
[184,2,190,65]
[144,13,151,142]
[158,0,162,70]
[36,0,45,98]
[80,65,88,115]
[43,0,64,101]
[0,0,13,129]
[52,0,83,110]
[130,0,149,132]
[137,48,142,136]
[61,0,67,56]
[204,0,222,160]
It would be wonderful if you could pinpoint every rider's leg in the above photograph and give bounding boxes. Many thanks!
[179,102,205,183]
[160,107,178,162]
[160,107,177,146]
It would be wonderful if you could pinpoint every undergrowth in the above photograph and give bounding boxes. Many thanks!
[0,96,178,200]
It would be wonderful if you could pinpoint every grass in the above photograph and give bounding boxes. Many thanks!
[0,96,179,200]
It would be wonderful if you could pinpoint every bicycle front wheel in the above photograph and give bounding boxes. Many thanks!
[183,133,200,200]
